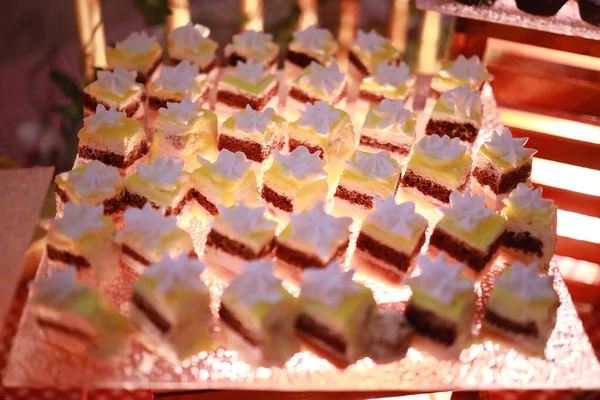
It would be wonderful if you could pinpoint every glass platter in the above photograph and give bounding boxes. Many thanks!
[3,78,600,392]
[416,0,600,41]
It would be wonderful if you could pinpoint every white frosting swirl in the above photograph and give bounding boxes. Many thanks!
[216,205,276,234]
[231,30,273,53]
[483,128,537,167]
[503,183,553,215]
[289,203,352,260]
[297,101,340,135]
[95,67,138,96]
[55,202,107,239]
[300,62,344,96]
[496,261,556,301]
[405,253,473,305]
[373,99,413,130]
[352,30,386,54]
[442,55,492,84]
[169,23,211,51]
[116,31,155,55]
[301,262,363,307]
[416,135,467,160]
[70,160,122,196]
[439,189,494,233]
[292,26,334,53]
[230,59,267,84]
[233,105,275,135]
[373,61,412,87]
[157,97,202,134]
[440,85,482,121]
[273,146,327,180]
[121,204,179,249]
[225,259,283,306]
[137,157,184,190]
[155,60,199,92]
[85,104,126,132]
[31,267,89,306]
[143,254,207,294]
[197,150,252,180]
[348,151,397,180]
[366,197,426,240]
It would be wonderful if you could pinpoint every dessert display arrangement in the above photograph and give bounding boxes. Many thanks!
[4,24,600,392]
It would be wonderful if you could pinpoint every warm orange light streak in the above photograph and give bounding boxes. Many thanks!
[556,255,600,286]
[89,0,106,69]
[532,158,600,197]
[372,393,453,400]
[557,209,600,245]
[167,0,191,33]
[417,11,442,74]
[337,0,359,69]
[297,0,318,30]
[389,0,410,52]
[240,0,264,31]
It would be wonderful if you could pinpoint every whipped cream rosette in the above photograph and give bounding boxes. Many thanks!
[431,54,493,95]
[168,23,219,72]
[360,99,416,158]
[107,31,162,83]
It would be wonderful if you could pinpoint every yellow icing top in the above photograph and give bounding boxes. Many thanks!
[148,76,207,102]
[407,150,472,189]
[350,42,400,74]
[84,81,143,107]
[220,72,277,95]
[106,42,162,71]
[410,289,475,323]
[361,220,426,255]
[437,212,506,251]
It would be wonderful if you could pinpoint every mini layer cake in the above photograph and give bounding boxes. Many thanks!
[484,261,559,353]
[147,60,210,113]
[46,202,120,282]
[297,262,377,367]
[333,150,400,215]
[349,30,402,81]
[131,255,214,362]
[54,160,125,217]
[405,253,476,351]
[430,55,493,97]
[400,135,472,204]
[205,205,277,277]
[224,30,279,70]
[471,128,537,210]
[286,62,347,121]
[30,267,134,359]
[83,67,145,119]
[261,146,328,214]
[359,99,416,159]
[501,184,557,268]
[287,101,356,182]
[117,204,196,273]
[216,60,279,114]
[352,197,427,283]
[77,105,148,172]
[219,260,300,366]
[123,157,189,216]
[186,150,259,217]
[425,85,482,144]
[285,26,338,78]
[218,105,286,163]
[359,61,415,107]
[168,23,219,73]
[430,190,506,274]
[152,97,219,170]
[275,204,352,274]
[106,31,162,83]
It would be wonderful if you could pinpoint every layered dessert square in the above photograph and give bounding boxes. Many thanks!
[30,267,134,359]
[275,204,352,272]
[219,260,300,366]
[204,205,277,277]
[117,204,196,273]
[45,202,120,282]
[349,30,402,80]
[123,157,190,216]
[218,105,286,163]
[54,160,125,217]
[358,61,415,118]
[483,261,559,353]
[77,105,149,172]
[333,150,400,216]
[352,197,427,283]
[285,26,337,78]
[83,67,145,119]
[297,263,377,367]
[471,127,537,210]
[168,23,219,73]
[425,85,482,144]
[405,253,476,351]
[430,55,493,97]
[261,146,328,214]
[131,255,214,362]
[216,60,279,114]
[430,190,506,274]
[501,184,558,269]
[151,97,219,170]
[224,30,279,70]
[106,31,162,83]
[185,150,259,217]
[359,99,416,159]
[286,62,347,120]
[400,135,472,204]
